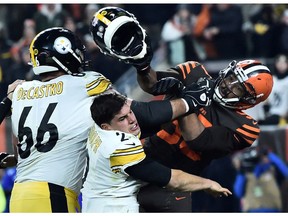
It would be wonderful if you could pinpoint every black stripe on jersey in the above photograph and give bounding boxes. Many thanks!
[176,62,197,76]
[186,62,195,70]
[236,125,260,145]
[176,63,188,77]
[240,124,260,137]
[48,183,68,212]
[175,61,209,84]
[239,134,255,145]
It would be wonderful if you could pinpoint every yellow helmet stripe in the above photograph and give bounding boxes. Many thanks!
[96,12,111,26]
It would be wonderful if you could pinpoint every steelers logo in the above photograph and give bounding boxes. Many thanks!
[54,36,72,54]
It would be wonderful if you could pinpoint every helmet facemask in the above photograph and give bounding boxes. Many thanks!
[213,60,258,110]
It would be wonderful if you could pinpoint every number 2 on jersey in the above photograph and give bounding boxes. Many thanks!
[17,103,59,159]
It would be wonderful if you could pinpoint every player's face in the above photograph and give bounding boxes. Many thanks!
[219,73,245,99]
[108,103,141,136]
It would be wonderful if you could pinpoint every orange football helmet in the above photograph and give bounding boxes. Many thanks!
[213,59,273,110]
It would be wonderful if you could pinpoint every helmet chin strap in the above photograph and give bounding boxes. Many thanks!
[115,40,147,60]
[52,56,72,75]
[51,47,83,75]
[67,48,82,64]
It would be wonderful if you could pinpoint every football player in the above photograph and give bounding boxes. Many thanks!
[5,27,213,213]
[81,93,232,213]
[90,6,274,212]
[9,27,111,213]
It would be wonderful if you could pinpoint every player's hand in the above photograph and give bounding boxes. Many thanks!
[7,79,25,100]
[180,77,214,112]
[151,77,184,96]
[204,180,232,198]
[0,152,17,168]
[196,77,215,94]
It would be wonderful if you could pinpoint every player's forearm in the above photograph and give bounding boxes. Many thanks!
[167,169,215,192]
[178,113,205,140]
[136,68,158,93]
[0,97,12,124]
[167,169,232,197]
[170,99,190,120]
[186,126,237,152]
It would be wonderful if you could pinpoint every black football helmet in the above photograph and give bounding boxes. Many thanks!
[90,6,148,61]
[29,27,88,75]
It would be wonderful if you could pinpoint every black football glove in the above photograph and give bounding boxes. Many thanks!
[151,77,184,96]
[0,152,10,169]
[196,77,215,98]
[180,77,215,113]
[0,152,17,168]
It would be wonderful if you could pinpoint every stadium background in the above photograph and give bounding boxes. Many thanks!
[0,4,288,212]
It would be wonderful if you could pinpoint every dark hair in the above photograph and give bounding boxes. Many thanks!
[90,93,127,126]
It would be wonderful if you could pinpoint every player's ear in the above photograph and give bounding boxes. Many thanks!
[101,123,111,131]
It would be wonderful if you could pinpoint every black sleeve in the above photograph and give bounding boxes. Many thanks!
[125,157,171,187]
[0,97,12,124]
[156,69,182,81]
[186,126,250,153]
[131,100,173,138]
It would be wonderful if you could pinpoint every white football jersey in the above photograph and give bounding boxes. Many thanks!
[11,71,112,194]
[81,124,146,212]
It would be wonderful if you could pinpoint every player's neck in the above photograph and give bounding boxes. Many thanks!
[40,71,66,82]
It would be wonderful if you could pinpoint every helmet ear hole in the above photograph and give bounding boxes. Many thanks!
[38,51,50,64]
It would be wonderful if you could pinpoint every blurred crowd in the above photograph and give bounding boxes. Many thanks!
[0,3,288,212]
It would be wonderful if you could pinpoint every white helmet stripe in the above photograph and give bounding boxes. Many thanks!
[238,65,270,81]
[103,16,147,59]
[244,65,270,75]
[104,16,137,49]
